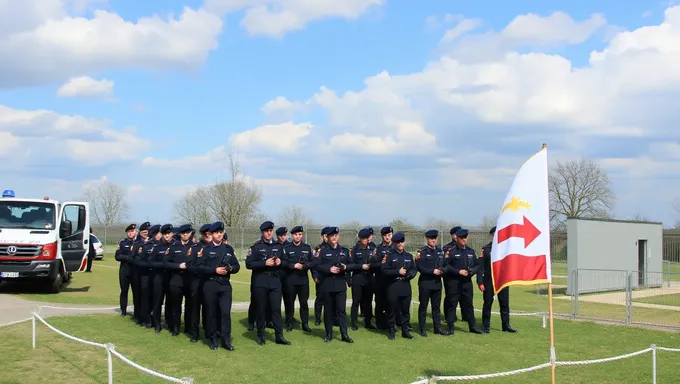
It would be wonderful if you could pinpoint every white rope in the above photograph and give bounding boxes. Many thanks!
[556,348,653,366]
[410,300,545,317]
[32,313,192,383]
[0,317,32,328]
[37,305,119,311]
[657,347,680,352]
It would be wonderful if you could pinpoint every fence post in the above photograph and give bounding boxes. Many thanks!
[651,344,657,384]
[626,272,632,325]
[667,261,671,288]
[106,343,114,384]
[32,312,36,349]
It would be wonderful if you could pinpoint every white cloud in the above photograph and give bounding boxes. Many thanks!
[0,132,21,155]
[228,122,313,153]
[204,0,384,37]
[56,76,114,99]
[0,104,149,168]
[329,121,435,155]
[0,2,223,88]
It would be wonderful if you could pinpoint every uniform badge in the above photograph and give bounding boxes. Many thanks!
[415,250,421,260]
[197,249,203,258]
[165,248,170,255]
[187,248,192,256]
[382,255,387,263]
[137,247,143,254]
[246,248,252,257]
[480,248,484,258]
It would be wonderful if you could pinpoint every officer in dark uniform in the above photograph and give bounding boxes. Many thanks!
[130,222,150,324]
[114,223,137,316]
[164,224,194,336]
[275,226,290,327]
[443,226,462,323]
[383,232,417,340]
[349,228,376,330]
[186,224,212,342]
[478,226,517,334]
[415,229,447,336]
[443,228,483,335]
[312,227,331,325]
[245,221,291,346]
[373,226,394,330]
[281,225,313,332]
[197,221,240,351]
[148,224,174,333]
[312,226,353,343]
[135,224,160,328]
[360,227,376,319]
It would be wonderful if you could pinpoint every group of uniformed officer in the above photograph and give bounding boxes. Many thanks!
[114,220,517,351]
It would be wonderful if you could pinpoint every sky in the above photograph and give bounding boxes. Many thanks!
[1,0,680,228]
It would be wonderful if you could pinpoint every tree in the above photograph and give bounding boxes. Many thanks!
[340,220,364,231]
[423,217,458,231]
[629,213,650,222]
[673,198,680,228]
[82,180,129,245]
[549,158,615,225]
[473,215,497,231]
[389,217,418,232]
[173,150,263,228]
[173,189,213,226]
[278,205,312,228]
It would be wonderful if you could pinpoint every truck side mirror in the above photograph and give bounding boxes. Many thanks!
[60,220,72,238]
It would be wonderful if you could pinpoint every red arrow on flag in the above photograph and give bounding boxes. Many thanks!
[497,216,541,248]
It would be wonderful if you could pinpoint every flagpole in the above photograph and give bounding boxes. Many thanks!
[543,143,556,384]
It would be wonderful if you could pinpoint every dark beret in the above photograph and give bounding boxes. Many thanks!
[149,224,161,237]
[210,221,225,233]
[450,226,461,235]
[199,224,211,233]
[260,221,274,231]
[160,224,174,234]
[139,222,151,231]
[177,224,193,233]
[380,226,393,235]
[367,227,374,235]
[455,228,469,238]
[321,227,332,236]
[489,226,496,235]
[291,226,304,234]
[392,232,405,243]
[125,223,136,232]
[327,227,339,235]
[358,228,371,238]
[424,229,439,239]
[275,227,288,236]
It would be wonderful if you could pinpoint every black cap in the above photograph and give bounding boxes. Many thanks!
[210,221,225,233]
[489,226,496,235]
[392,232,405,243]
[367,227,374,235]
[450,226,461,235]
[380,226,393,235]
[149,224,161,237]
[358,228,371,238]
[321,227,332,236]
[199,224,211,233]
[125,223,136,232]
[275,227,288,236]
[139,222,151,231]
[424,229,438,239]
[177,224,193,233]
[160,224,174,234]
[260,221,274,231]
[291,226,304,234]
[455,228,469,238]
[327,227,339,235]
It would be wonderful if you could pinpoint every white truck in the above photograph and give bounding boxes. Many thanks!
[0,190,91,293]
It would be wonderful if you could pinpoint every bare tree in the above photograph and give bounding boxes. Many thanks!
[549,158,615,225]
[173,149,263,228]
[278,205,312,228]
[473,215,497,231]
[340,220,364,231]
[423,217,458,231]
[173,189,213,225]
[629,213,650,222]
[82,180,129,245]
[389,216,418,232]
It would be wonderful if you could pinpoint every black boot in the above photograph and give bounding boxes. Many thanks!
[221,339,235,351]
[402,329,414,339]
[315,316,321,326]
[247,322,254,331]
[483,324,490,333]
[302,323,312,332]
[341,333,354,343]
[434,326,447,336]
[387,328,396,340]
[419,328,427,337]
[447,324,455,336]
[209,338,218,350]
[256,335,265,345]
[351,321,358,331]
[324,333,333,342]
[275,335,291,345]
[469,325,484,334]
[503,324,518,333]
[285,322,293,332]
[365,322,376,330]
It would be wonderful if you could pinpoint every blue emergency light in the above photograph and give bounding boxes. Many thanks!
[2,189,15,198]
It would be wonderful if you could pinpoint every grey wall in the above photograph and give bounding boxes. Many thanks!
[566,218,663,295]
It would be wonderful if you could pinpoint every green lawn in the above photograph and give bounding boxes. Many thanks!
[1,313,680,383]
[634,293,680,307]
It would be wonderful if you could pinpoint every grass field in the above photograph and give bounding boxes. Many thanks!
[2,313,680,384]
[634,293,680,307]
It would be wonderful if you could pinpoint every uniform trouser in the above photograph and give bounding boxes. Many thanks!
[86,253,94,271]
[203,280,233,342]
[150,272,165,328]
[323,289,348,336]
[168,273,191,331]
[387,285,411,332]
[188,277,203,338]
[253,286,283,338]
[482,285,510,327]
[118,265,132,312]
[350,282,373,326]
[314,281,323,320]
[374,277,389,328]
[138,273,151,325]
[131,266,140,320]
[284,281,310,325]
[442,285,462,322]
[247,284,255,325]
[418,285,442,330]
[280,275,289,322]
[444,280,476,328]
[163,272,172,327]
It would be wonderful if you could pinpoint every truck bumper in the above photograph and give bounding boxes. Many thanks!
[0,260,61,281]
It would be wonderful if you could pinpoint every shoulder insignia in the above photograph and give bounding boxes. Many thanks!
[382,255,387,263]
[187,248,192,256]
[246,248,252,257]
[480,248,484,257]
[137,247,142,254]
[197,248,203,258]
[445,250,450,256]
[415,250,421,260]
[165,248,170,255]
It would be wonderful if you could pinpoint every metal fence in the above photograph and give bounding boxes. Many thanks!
[534,268,680,329]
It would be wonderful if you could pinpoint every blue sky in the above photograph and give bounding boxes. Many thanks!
[1,0,680,228]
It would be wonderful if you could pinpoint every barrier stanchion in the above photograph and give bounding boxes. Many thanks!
[32,312,36,349]
[106,343,114,384]
[652,344,657,384]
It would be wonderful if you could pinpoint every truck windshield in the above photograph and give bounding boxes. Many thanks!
[0,201,56,230]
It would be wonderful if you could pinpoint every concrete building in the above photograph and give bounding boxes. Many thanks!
[566,217,663,295]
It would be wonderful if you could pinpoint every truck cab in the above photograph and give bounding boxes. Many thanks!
[0,190,91,293]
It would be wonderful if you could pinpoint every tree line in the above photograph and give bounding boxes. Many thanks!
[78,152,680,234]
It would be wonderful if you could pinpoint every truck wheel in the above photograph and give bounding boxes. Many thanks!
[64,272,72,282]
[48,270,63,294]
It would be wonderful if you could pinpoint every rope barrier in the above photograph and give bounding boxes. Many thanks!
[31,312,192,384]
[0,317,32,328]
